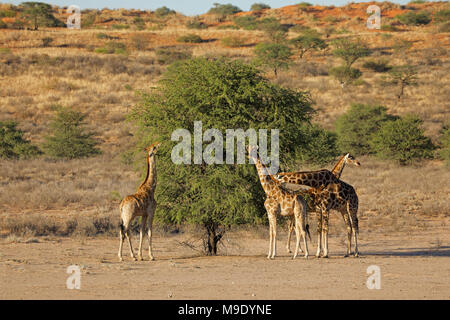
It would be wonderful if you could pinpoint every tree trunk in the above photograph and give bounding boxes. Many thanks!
[204,222,224,256]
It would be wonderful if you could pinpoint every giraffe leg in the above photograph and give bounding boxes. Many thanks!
[125,230,136,261]
[118,224,124,262]
[322,210,329,258]
[340,210,352,257]
[267,217,273,259]
[137,216,147,261]
[348,202,359,258]
[315,211,322,258]
[286,217,294,253]
[294,199,308,259]
[271,213,277,259]
[148,214,154,261]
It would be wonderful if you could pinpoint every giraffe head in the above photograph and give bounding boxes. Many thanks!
[145,142,161,157]
[344,153,360,166]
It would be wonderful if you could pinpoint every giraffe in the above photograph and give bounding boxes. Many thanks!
[278,154,360,257]
[248,145,310,259]
[118,142,160,262]
[285,154,360,254]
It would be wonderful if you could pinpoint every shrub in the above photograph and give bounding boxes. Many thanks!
[258,17,289,43]
[132,35,148,50]
[0,121,41,159]
[335,104,397,155]
[95,41,127,54]
[41,36,53,47]
[96,32,110,39]
[381,24,399,31]
[250,3,271,11]
[155,48,192,65]
[438,124,450,164]
[154,6,175,18]
[0,10,16,18]
[176,34,203,43]
[208,3,242,17]
[370,115,435,165]
[289,33,327,59]
[434,9,450,23]
[133,17,145,30]
[362,59,392,72]
[254,42,292,76]
[186,20,208,29]
[396,11,431,25]
[329,66,362,88]
[221,36,245,48]
[332,38,371,68]
[42,106,102,159]
[233,15,258,30]
[111,24,130,30]
[384,65,418,99]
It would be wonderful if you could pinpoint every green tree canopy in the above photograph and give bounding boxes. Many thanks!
[335,104,398,155]
[370,115,435,165]
[129,58,321,254]
[254,42,292,76]
[42,107,102,159]
[20,2,64,30]
[0,120,41,159]
[332,38,371,68]
[290,32,327,59]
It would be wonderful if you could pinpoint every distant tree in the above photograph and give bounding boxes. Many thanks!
[335,104,398,155]
[208,3,242,20]
[329,66,362,88]
[396,11,431,25]
[370,115,435,165]
[384,65,418,99]
[154,6,176,18]
[290,32,327,59]
[332,38,371,68]
[254,42,292,76]
[42,107,102,159]
[250,3,271,11]
[20,2,63,30]
[258,17,289,43]
[0,120,41,159]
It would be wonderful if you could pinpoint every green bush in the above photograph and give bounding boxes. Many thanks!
[111,24,129,30]
[133,17,145,30]
[221,36,245,47]
[362,59,392,72]
[335,104,398,155]
[96,32,110,39]
[186,20,208,29]
[176,34,203,43]
[0,121,41,159]
[254,42,292,76]
[258,17,289,42]
[233,15,258,30]
[0,10,16,18]
[155,48,192,65]
[154,6,176,18]
[208,3,242,16]
[329,66,362,88]
[370,115,434,165]
[438,124,450,164]
[381,24,399,31]
[434,9,450,23]
[396,11,431,25]
[332,38,371,68]
[41,36,53,47]
[95,41,127,54]
[250,3,271,11]
[42,107,101,159]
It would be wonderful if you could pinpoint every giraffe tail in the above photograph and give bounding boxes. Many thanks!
[305,223,311,241]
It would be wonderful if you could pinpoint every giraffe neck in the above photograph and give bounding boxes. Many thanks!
[251,153,279,195]
[139,155,157,192]
[331,155,347,179]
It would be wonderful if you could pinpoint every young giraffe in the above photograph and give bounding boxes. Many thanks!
[248,145,310,259]
[278,154,360,258]
[285,154,360,254]
[118,142,160,262]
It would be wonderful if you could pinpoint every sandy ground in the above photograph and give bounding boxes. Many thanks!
[1,221,449,300]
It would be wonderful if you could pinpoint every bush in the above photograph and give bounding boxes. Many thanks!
[396,11,431,25]
[154,6,175,18]
[233,15,258,30]
[335,104,398,155]
[42,37,53,47]
[438,124,450,164]
[221,36,245,47]
[0,121,41,159]
[155,48,192,65]
[132,35,148,50]
[208,3,242,17]
[176,34,203,43]
[329,66,362,88]
[381,24,399,31]
[96,32,110,39]
[95,41,127,54]
[362,59,392,72]
[254,42,292,76]
[133,17,145,30]
[42,107,102,159]
[250,3,271,11]
[332,38,371,67]
[370,115,435,165]
[258,17,289,42]
[111,24,129,30]
[186,20,208,29]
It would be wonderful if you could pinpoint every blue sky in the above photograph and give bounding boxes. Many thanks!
[2,0,432,16]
